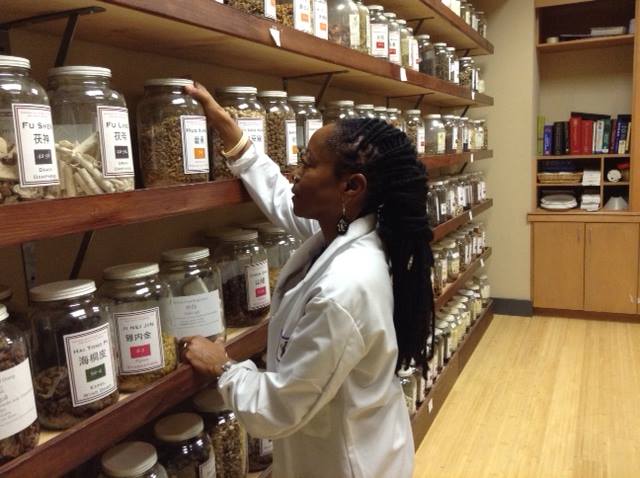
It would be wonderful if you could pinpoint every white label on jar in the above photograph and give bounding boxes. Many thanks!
[439,202,447,217]
[389,31,401,64]
[437,131,446,153]
[199,454,216,478]
[371,23,389,58]
[440,261,448,283]
[451,126,459,150]
[349,14,360,48]
[294,0,312,33]
[169,290,224,338]
[265,0,277,19]
[64,323,117,407]
[12,104,59,187]
[97,106,135,177]
[246,261,271,310]
[457,186,466,207]
[481,284,491,299]
[260,438,273,457]
[0,359,37,441]
[313,0,328,40]
[305,118,323,146]
[180,115,209,174]
[114,307,165,375]
[476,130,484,150]
[285,119,299,165]
[237,118,266,155]
[452,60,459,83]
[411,38,420,70]
[417,126,426,154]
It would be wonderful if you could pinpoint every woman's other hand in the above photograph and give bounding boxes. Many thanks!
[182,336,230,378]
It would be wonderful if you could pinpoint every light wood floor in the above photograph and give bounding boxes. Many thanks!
[414,314,640,478]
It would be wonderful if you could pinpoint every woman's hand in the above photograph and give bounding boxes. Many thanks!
[182,336,230,378]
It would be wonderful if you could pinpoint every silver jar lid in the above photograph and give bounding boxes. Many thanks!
[48,66,111,78]
[258,90,288,98]
[220,229,259,243]
[103,263,160,281]
[0,55,30,69]
[415,34,431,40]
[374,106,387,112]
[387,108,399,113]
[257,223,286,234]
[193,387,228,413]
[328,100,354,107]
[161,247,210,263]
[383,12,397,19]
[367,5,384,11]
[0,304,7,322]
[355,104,374,110]
[205,226,246,239]
[101,442,158,477]
[30,279,96,302]
[405,109,422,115]
[289,95,316,103]
[397,19,407,25]
[446,46,456,52]
[443,114,456,119]
[426,114,442,119]
[217,86,258,94]
[397,366,414,378]
[434,42,448,47]
[144,78,193,87]
[154,413,204,442]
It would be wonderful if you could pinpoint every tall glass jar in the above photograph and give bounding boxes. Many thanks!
[444,178,457,219]
[387,108,403,130]
[459,57,474,89]
[0,304,39,464]
[431,244,447,296]
[476,11,487,37]
[476,119,488,150]
[48,66,135,198]
[409,27,420,71]
[416,34,435,76]
[99,263,177,393]
[30,280,118,429]
[258,90,298,172]
[443,114,460,153]
[384,12,402,64]
[459,117,470,152]
[478,274,491,306]
[432,179,450,222]
[425,114,446,155]
[328,0,360,49]
[435,320,451,363]
[160,247,225,341]
[460,1,471,24]
[426,183,438,227]
[398,19,411,68]
[368,5,389,59]
[453,232,468,272]
[323,100,356,124]
[411,360,426,405]
[0,55,60,206]
[374,106,388,122]
[213,229,270,327]
[434,43,450,81]
[438,313,458,353]
[154,413,216,477]
[470,5,479,30]
[289,95,323,151]
[444,240,460,281]
[434,329,445,372]
[0,284,31,348]
[258,223,296,291]
[453,296,472,331]
[277,0,313,33]
[477,171,487,200]
[397,367,417,416]
[446,47,459,83]
[214,86,267,178]
[355,103,376,119]
[137,79,209,187]
[353,0,371,53]
[100,442,167,478]
[404,110,425,154]
[193,387,248,478]
[228,0,277,19]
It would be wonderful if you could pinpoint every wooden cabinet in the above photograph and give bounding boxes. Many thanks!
[585,223,639,314]
[533,222,585,310]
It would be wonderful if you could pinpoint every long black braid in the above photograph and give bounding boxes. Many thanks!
[328,118,436,376]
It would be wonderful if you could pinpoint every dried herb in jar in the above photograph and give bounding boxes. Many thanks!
[118,333,177,392]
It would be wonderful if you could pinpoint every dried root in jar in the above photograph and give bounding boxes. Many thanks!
[222,275,267,328]
[118,333,177,392]
[276,4,294,27]
[209,415,247,478]
[228,0,267,16]
[264,109,294,171]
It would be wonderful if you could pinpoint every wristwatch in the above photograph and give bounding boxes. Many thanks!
[221,359,237,374]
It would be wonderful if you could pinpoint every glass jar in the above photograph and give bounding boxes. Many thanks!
[160,247,225,341]
[368,5,389,59]
[373,106,388,122]
[460,289,482,320]
[477,221,487,252]
[459,117,470,152]
[404,110,425,154]
[470,5,479,30]
[438,313,458,353]
[434,329,445,372]
[0,284,31,349]
[137,79,209,188]
[461,1,471,24]
[213,229,270,327]
[426,183,439,227]
[449,177,463,217]
[455,116,464,153]
[328,0,360,49]
[397,367,417,416]
[30,280,118,429]
[48,66,135,198]
[193,387,248,478]
[398,19,411,68]
[416,34,435,76]
[411,360,426,405]
[323,100,356,125]
[434,43,450,81]
[476,11,487,37]
[459,57,474,90]
[384,12,402,65]
[355,103,376,119]
[444,240,460,281]
[313,0,329,39]
[386,108,403,130]
[432,179,450,222]
[228,0,277,19]
[458,174,470,211]
[214,86,267,178]
[248,436,273,472]
[154,413,216,477]
[277,0,313,33]
[453,296,472,331]
[100,442,167,478]
[0,55,61,206]
[0,304,39,465]
[99,263,176,393]
[425,114,446,155]
[289,95,323,151]
[444,305,464,343]
[476,171,487,201]
[478,274,491,306]
[468,173,479,205]
[436,320,451,362]
[258,90,298,172]
[453,232,468,271]
[476,119,488,150]
[444,178,457,219]
[426,336,435,390]
[258,223,296,291]
[431,244,447,296]
[408,27,420,71]
[353,0,371,53]
[446,47,459,84]
[443,114,460,153]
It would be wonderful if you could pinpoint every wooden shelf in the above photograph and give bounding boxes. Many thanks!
[435,247,491,310]
[421,150,492,169]
[432,199,493,242]
[1,0,493,108]
[604,182,630,186]
[537,183,587,187]
[537,34,635,53]
[412,300,494,448]
[537,154,631,160]
[0,179,251,248]
[0,320,270,478]
[535,0,595,7]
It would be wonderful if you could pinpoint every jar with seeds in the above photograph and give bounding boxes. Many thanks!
[434,43,450,81]
[228,0,277,20]
[404,109,425,154]
[277,0,313,33]
[99,441,168,478]
[289,95,322,151]
[258,223,296,291]
[258,90,298,172]
[137,78,210,188]
[353,0,371,53]
[48,66,135,198]
[416,34,435,76]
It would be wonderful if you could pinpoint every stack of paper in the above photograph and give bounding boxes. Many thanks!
[582,169,601,186]
[580,193,601,212]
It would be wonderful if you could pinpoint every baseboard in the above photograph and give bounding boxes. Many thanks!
[533,307,640,322]
[493,298,533,317]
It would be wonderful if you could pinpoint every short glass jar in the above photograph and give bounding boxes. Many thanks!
[355,103,376,119]
[160,247,225,341]
[386,108,403,130]
[30,280,119,429]
[404,110,425,154]
[368,5,389,59]
[258,90,298,172]
[478,274,491,306]
[425,114,446,155]
[444,240,460,282]
[213,229,271,327]
[434,43,450,81]
[374,106,388,122]
[258,223,296,291]
[476,11,487,37]
[137,78,209,188]
[446,47,459,83]
[438,312,458,354]
[154,413,216,477]
[443,114,460,153]
[323,100,356,125]
[99,263,177,393]
[459,57,474,90]
[416,34,435,76]
[431,179,450,222]
[353,0,371,53]
[48,66,135,198]
[435,320,451,363]
[431,244,447,296]
[289,96,323,151]
[328,0,360,49]
[459,289,482,321]
[398,367,417,416]
[100,441,168,478]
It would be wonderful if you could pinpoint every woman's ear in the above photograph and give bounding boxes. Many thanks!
[344,173,367,198]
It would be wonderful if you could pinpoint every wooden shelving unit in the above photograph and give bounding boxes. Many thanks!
[537,154,631,160]
[421,149,492,170]
[436,247,492,310]
[432,199,493,242]
[537,34,635,53]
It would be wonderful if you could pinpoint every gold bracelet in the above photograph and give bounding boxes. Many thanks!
[221,131,249,158]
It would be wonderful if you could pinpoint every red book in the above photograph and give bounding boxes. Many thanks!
[581,119,594,154]
[569,116,582,154]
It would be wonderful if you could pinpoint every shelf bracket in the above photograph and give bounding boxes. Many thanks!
[461,105,470,117]
[69,230,95,280]
[385,93,431,109]
[282,70,348,105]
[21,242,37,291]
[406,17,434,34]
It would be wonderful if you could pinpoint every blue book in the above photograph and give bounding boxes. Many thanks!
[543,125,553,155]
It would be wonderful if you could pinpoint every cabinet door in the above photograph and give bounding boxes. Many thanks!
[585,223,639,314]
[533,222,585,310]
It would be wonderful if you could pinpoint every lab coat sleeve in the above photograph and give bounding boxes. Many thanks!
[217,296,366,439]
[227,143,319,239]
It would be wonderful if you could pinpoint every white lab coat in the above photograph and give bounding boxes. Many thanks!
[217,144,414,478]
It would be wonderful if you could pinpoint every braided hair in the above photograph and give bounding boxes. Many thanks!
[328,118,435,375]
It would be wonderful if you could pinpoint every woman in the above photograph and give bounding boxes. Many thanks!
[183,83,435,478]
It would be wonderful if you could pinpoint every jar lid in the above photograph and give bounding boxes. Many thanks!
[478,274,488,280]
[397,19,407,25]
[103,262,160,281]
[405,109,421,115]
[328,100,354,107]
[216,86,258,94]
[144,78,193,87]
[154,413,204,442]
[459,290,474,297]
[426,114,442,119]
[434,42,448,47]
[387,108,399,113]
[0,284,12,301]
[258,90,288,98]
[30,279,96,302]
[356,104,374,110]
[193,387,228,413]
[446,46,456,52]
[374,106,387,112]
[443,114,456,119]
[397,367,413,378]
[205,226,245,239]
[415,34,431,40]
[0,304,7,322]
[101,442,158,477]
[257,223,286,234]
[0,55,30,69]
[48,66,111,78]
[289,95,316,103]
[461,116,469,121]
[454,295,469,303]
[367,5,384,11]
[383,12,397,18]
[162,247,210,263]
[460,56,473,61]
[220,229,259,242]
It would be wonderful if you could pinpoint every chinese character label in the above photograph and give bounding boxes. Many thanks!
[313,0,328,40]
[115,307,164,375]
[246,261,271,311]
[294,0,312,33]
[180,115,210,175]
[0,359,37,441]
[167,290,224,339]
[97,106,135,177]
[370,23,389,58]
[237,118,266,155]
